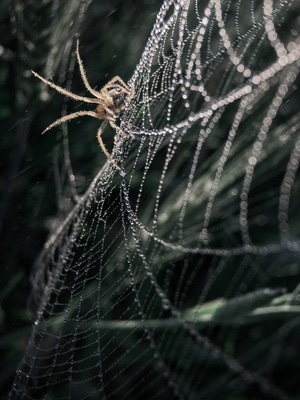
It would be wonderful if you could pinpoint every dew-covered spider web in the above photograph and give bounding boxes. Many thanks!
[10,0,300,399]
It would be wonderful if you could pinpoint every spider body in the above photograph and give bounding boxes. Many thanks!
[32,40,134,169]
[95,78,131,121]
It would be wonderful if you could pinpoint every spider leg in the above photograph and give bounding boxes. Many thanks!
[126,84,135,103]
[97,120,121,170]
[107,76,129,90]
[101,104,118,120]
[76,40,101,99]
[31,70,100,104]
[108,118,125,136]
[42,111,98,134]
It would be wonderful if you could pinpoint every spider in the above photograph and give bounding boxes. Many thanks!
[31,40,134,170]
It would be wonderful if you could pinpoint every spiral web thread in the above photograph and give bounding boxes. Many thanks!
[10,0,300,399]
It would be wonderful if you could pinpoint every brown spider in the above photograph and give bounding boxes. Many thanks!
[31,40,134,170]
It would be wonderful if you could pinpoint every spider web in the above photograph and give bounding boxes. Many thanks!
[10,0,300,399]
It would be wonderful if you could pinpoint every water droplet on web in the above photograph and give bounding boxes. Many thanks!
[162,300,170,310]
